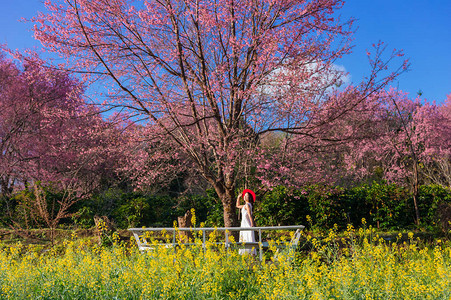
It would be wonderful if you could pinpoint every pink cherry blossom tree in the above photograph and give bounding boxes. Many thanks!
[414,94,451,187]
[327,89,451,225]
[0,50,124,237]
[0,50,121,195]
[32,0,408,227]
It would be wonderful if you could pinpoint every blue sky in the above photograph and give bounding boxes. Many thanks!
[338,0,450,103]
[1,0,450,103]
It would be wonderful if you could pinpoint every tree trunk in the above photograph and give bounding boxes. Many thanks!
[177,210,193,242]
[0,176,13,198]
[219,188,239,227]
[412,160,420,226]
[214,184,239,239]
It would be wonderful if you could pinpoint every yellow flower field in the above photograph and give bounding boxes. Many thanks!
[0,228,450,299]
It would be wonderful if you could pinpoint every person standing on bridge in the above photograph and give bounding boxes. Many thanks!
[236,190,256,255]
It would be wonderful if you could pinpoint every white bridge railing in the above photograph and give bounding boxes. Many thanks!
[128,225,305,261]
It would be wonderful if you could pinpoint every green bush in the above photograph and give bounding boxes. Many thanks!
[203,189,224,227]
[416,184,451,230]
[347,183,410,230]
[3,181,451,232]
[253,182,451,231]
[73,189,220,229]
[254,186,308,227]
[305,185,348,229]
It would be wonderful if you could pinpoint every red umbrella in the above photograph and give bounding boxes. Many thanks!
[242,189,256,203]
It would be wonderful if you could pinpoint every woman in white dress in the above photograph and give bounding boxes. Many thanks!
[236,191,256,255]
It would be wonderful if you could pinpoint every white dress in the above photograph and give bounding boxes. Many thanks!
[239,202,256,255]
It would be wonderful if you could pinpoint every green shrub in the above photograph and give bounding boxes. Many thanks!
[255,186,309,227]
[351,183,410,230]
[203,189,224,227]
[305,185,347,229]
[416,184,451,230]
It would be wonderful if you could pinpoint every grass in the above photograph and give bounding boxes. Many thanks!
[0,224,450,299]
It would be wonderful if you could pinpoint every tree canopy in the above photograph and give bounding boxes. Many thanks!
[31,0,411,226]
